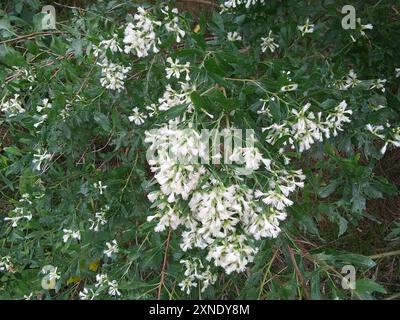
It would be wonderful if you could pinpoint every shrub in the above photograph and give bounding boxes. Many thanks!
[0,0,399,300]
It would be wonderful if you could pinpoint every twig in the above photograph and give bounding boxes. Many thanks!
[369,249,400,259]
[157,229,172,300]
[178,0,219,7]
[287,246,311,300]
[91,134,114,153]
[0,31,64,45]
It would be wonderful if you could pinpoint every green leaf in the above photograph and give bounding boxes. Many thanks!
[190,91,207,111]
[311,273,322,300]
[19,169,36,194]
[157,104,188,123]
[94,112,111,132]
[204,58,225,76]
[318,179,340,198]
[4,146,22,156]
[355,279,386,294]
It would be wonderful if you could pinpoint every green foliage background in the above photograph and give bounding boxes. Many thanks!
[0,0,399,299]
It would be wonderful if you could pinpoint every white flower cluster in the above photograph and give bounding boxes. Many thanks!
[334,69,386,93]
[0,256,15,273]
[92,33,130,92]
[335,69,360,90]
[98,59,131,92]
[123,6,185,58]
[33,98,52,129]
[263,100,352,153]
[79,274,121,299]
[229,146,271,171]
[222,0,265,9]
[0,94,25,118]
[89,205,109,231]
[206,234,257,274]
[123,7,162,57]
[365,123,400,155]
[162,6,186,43]
[93,34,122,57]
[178,258,217,294]
[145,124,208,205]
[32,148,52,172]
[128,80,194,126]
[62,229,81,243]
[369,79,387,93]
[158,82,196,112]
[4,205,32,228]
[145,124,305,279]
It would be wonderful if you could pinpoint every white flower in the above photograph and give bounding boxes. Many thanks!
[79,288,98,300]
[97,34,122,56]
[178,276,197,295]
[256,190,293,210]
[365,124,385,139]
[62,229,81,243]
[95,274,109,288]
[128,107,147,125]
[257,98,273,116]
[163,8,186,43]
[0,94,25,117]
[227,31,242,42]
[261,30,279,53]
[339,69,360,90]
[165,57,191,81]
[94,181,107,195]
[89,205,109,231]
[36,98,52,113]
[108,280,121,296]
[42,266,61,282]
[23,293,33,300]
[369,79,387,93]
[297,18,314,36]
[33,114,48,129]
[103,240,119,257]
[396,68,400,78]
[357,18,373,36]
[280,84,298,92]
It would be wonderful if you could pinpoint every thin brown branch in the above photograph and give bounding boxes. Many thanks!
[0,31,65,45]
[178,0,219,8]
[157,228,172,300]
[370,249,400,259]
[287,246,311,300]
